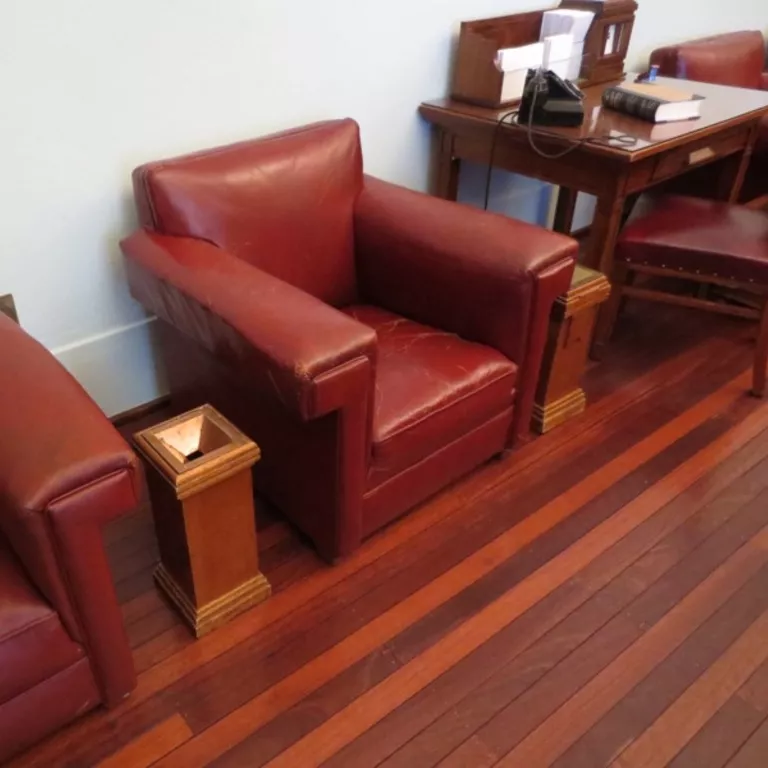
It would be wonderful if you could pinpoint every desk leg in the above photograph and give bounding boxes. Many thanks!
[587,190,627,360]
[718,122,759,203]
[435,129,460,201]
[584,192,626,274]
[553,187,578,234]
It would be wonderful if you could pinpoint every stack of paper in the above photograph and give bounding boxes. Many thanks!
[543,33,575,79]
[541,8,595,39]
[540,9,595,80]
[495,41,545,102]
[495,41,545,73]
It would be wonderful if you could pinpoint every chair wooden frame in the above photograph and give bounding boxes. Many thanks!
[601,262,768,396]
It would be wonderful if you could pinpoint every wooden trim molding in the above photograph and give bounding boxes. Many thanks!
[111,396,171,427]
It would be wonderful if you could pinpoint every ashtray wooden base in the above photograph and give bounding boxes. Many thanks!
[155,564,271,638]
[532,388,587,434]
[534,266,611,434]
[134,405,271,638]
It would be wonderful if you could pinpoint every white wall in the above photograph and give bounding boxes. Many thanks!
[2,0,766,416]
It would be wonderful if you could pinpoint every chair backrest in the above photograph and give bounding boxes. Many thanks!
[651,31,766,90]
[133,119,363,307]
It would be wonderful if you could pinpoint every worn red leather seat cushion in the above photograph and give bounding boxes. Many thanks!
[618,196,768,284]
[0,537,83,705]
[343,306,517,482]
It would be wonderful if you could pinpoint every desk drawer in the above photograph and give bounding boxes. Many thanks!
[651,127,750,183]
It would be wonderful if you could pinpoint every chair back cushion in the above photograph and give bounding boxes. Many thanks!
[651,31,766,90]
[133,119,363,307]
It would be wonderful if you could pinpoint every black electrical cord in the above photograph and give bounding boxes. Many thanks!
[483,108,519,211]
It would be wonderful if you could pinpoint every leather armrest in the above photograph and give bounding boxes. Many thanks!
[0,315,141,705]
[760,72,768,90]
[121,230,377,421]
[354,176,577,365]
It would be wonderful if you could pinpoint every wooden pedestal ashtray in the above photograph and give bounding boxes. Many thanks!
[134,405,270,638]
[533,265,611,434]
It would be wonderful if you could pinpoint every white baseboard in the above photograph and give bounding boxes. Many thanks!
[52,317,168,418]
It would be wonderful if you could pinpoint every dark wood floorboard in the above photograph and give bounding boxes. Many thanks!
[669,654,768,768]
[332,435,768,768]
[8,304,768,768]
[219,404,768,768]
[726,717,768,767]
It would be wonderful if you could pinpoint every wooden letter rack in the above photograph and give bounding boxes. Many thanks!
[559,0,638,85]
[452,0,638,108]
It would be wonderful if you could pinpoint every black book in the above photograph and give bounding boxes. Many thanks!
[602,82,704,123]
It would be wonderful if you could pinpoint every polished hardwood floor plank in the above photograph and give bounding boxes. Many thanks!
[95,714,192,768]
[127,606,183,651]
[200,403,737,725]
[585,307,745,404]
[668,695,767,768]
[255,520,294,552]
[555,565,768,768]
[216,405,768,767]
[669,656,768,768]
[114,565,156,605]
[491,525,768,768]
[121,589,165,627]
[133,625,193,675]
[433,482,768,768]
[735,653,768,716]
[349,436,768,768]
[607,607,768,767]
[214,396,768,768]
[725,718,768,768]
[98,369,755,768]
[104,505,154,548]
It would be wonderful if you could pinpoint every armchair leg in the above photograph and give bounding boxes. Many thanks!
[752,298,768,397]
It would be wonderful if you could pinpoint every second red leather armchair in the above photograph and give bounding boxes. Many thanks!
[651,31,768,202]
[0,315,140,761]
[122,120,576,560]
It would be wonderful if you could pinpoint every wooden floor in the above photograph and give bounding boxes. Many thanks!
[12,301,768,768]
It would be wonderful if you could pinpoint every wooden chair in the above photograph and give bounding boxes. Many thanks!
[598,195,768,395]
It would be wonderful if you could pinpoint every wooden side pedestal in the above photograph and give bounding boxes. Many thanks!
[533,266,611,434]
[134,405,271,638]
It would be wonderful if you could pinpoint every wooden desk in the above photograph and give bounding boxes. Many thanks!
[420,76,768,349]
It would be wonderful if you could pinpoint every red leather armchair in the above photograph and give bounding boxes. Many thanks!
[121,119,576,561]
[0,315,140,761]
[651,31,768,202]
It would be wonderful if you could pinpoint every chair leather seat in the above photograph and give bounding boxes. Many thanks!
[343,306,517,481]
[617,196,768,285]
[0,537,84,706]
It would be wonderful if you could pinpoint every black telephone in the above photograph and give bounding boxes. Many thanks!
[518,69,585,128]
